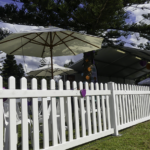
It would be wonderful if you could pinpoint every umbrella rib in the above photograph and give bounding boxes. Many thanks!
[55,33,76,55]
[60,31,100,48]
[10,33,42,55]
[36,33,50,46]
[53,32,74,46]
[0,33,33,44]
[23,36,46,45]
[41,33,49,58]
[52,32,56,44]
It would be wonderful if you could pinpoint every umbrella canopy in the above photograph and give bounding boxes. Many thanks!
[0,26,103,78]
[138,78,150,85]
[27,64,77,77]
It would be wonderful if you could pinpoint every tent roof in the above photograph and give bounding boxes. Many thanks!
[69,46,150,80]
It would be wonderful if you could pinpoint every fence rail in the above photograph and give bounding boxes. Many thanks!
[1,76,150,150]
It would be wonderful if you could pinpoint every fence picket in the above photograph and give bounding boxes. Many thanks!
[146,87,149,117]
[140,86,144,118]
[138,86,141,119]
[73,81,80,138]
[129,85,134,121]
[31,78,39,150]
[144,86,148,117]
[58,80,66,143]
[137,85,140,120]
[66,81,73,141]
[118,84,123,125]
[50,79,58,145]
[142,86,146,118]
[134,85,137,120]
[141,86,144,118]
[147,86,150,116]
[100,83,106,131]
[139,86,142,119]
[115,84,120,126]
[132,85,136,120]
[145,86,147,117]
[124,84,129,123]
[131,85,135,121]
[144,86,147,117]
[85,82,92,135]
[143,86,146,117]
[79,82,86,137]
[143,86,147,117]
[131,85,134,120]
[136,85,138,120]
[145,86,148,117]
[91,82,97,133]
[95,83,102,132]
[0,76,3,150]
[140,86,143,118]
[105,83,111,130]
[126,84,131,122]
[8,77,17,150]
[41,79,49,148]
[121,84,126,124]
[21,77,29,150]
[148,87,150,116]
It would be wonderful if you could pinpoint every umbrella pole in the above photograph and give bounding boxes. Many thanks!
[50,32,54,79]
[50,48,53,79]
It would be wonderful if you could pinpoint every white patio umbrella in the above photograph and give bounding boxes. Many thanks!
[27,63,77,77]
[0,26,103,78]
[138,78,150,85]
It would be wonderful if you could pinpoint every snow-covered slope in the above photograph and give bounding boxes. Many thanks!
[125,3,150,24]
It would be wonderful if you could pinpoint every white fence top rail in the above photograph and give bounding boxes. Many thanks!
[114,91,150,95]
[0,90,111,98]
[0,76,111,99]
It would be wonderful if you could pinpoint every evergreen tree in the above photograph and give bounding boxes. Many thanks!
[0,28,10,41]
[0,28,11,70]
[1,54,25,89]
[0,0,149,83]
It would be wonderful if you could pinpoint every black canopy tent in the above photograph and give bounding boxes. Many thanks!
[69,46,150,84]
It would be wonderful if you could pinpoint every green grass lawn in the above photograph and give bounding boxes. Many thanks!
[16,120,150,150]
[72,120,150,150]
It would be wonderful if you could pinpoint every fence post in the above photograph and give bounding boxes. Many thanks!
[0,76,3,150]
[8,76,17,150]
[108,82,119,136]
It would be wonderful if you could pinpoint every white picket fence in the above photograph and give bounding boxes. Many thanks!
[110,83,150,135]
[0,76,150,150]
